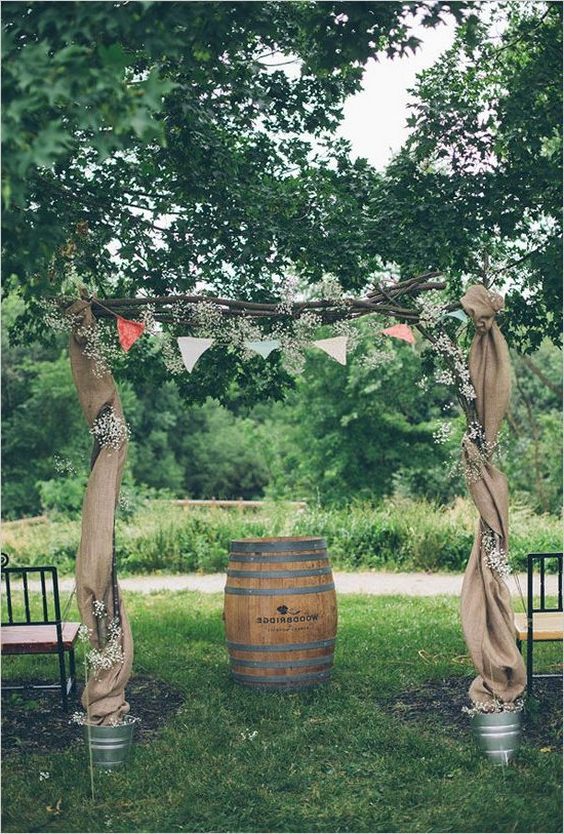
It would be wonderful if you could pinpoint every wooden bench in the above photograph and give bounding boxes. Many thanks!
[1,555,80,711]
[515,552,563,697]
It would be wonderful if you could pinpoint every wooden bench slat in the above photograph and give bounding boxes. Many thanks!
[514,611,564,642]
[1,622,81,655]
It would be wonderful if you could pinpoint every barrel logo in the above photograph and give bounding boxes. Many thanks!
[257,604,320,624]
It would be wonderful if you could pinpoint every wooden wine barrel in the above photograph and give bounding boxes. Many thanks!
[224,537,338,690]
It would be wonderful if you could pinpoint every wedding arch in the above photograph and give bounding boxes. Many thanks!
[61,271,526,725]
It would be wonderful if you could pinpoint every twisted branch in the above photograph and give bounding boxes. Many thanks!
[77,272,450,326]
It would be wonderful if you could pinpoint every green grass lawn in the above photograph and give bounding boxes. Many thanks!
[2,592,562,834]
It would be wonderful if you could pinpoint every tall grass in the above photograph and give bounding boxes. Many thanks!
[3,498,561,576]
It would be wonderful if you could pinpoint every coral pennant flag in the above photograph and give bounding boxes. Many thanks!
[117,316,145,352]
[381,323,415,345]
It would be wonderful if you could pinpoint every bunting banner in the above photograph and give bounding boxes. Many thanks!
[381,323,415,344]
[311,336,348,365]
[117,316,145,352]
[244,339,280,358]
[177,337,214,372]
[446,309,469,323]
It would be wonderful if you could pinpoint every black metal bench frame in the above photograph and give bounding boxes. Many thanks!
[516,552,563,698]
[1,559,77,711]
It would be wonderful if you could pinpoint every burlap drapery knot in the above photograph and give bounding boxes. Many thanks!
[459,285,525,706]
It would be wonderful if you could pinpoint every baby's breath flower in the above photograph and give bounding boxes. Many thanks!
[435,368,456,386]
[316,273,345,303]
[90,408,130,452]
[462,697,524,717]
[78,624,90,643]
[276,273,299,315]
[92,599,106,619]
[53,454,77,476]
[361,348,395,370]
[141,304,158,335]
[87,627,124,676]
[190,300,223,337]
[160,333,185,375]
[482,527,511,578]
[433,421,453,445]
[417,293,444,328]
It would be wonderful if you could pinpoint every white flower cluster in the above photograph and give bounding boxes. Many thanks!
[53,454,76,476]
[70,712,140,727]
[160,333,185,375]
[108,714,140,727]
[42,300,83,334]
[333,318,360,352]
[482,527,511,578]
[433,422,453,445]
[434,368,456,386]
[360,347,395,370]
[224,317,262,354]
[417,293,444,328]
[141,304,158,336]
[76,321,123,378]
[92,599,106,619]
[462,697,524,717]
[268,310,323,375]
[416,375,429,391]
[276,273,299,315]
[189,300,224,337]
[118,492,131,513]
[433,333,476,401]
[87,625,125,676]
[90,407,131,452]
[240,728,259,741]
[78,624,90,643]
[316,273,345,303]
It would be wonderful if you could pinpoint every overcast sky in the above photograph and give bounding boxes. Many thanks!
[337,20,456,170]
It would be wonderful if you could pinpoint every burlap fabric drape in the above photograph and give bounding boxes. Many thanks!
[68,300,133,725]
[460,285,526,705]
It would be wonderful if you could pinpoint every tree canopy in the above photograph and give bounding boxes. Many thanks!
[2,0,561,402]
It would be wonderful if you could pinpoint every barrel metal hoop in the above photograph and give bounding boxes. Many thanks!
[226,638,336,653]
[230,539,327,554]
[229,553,329,564]
[227,567,332,579]
[225,583,335,596]
[230,655,333,670]
[232,670,331,684]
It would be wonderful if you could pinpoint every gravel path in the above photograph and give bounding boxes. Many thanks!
[49,571,549,597]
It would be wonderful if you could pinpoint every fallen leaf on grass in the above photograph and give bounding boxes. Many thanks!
[46,798,63,815]
[539,747,554,753]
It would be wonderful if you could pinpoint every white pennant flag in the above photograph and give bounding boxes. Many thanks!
[244,339,280,359]
[311,336,348,365]
[177,337,214,373]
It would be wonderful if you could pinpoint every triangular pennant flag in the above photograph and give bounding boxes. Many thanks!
[311,336,348,365]
[117,316,145,352]
[177,337,214,373]
[382,323,415,344]
[445,309,468,323]
[244,339,280,359]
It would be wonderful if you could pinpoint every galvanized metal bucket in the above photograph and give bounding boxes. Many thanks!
[471,711,522,765]
[84,722,134,769]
